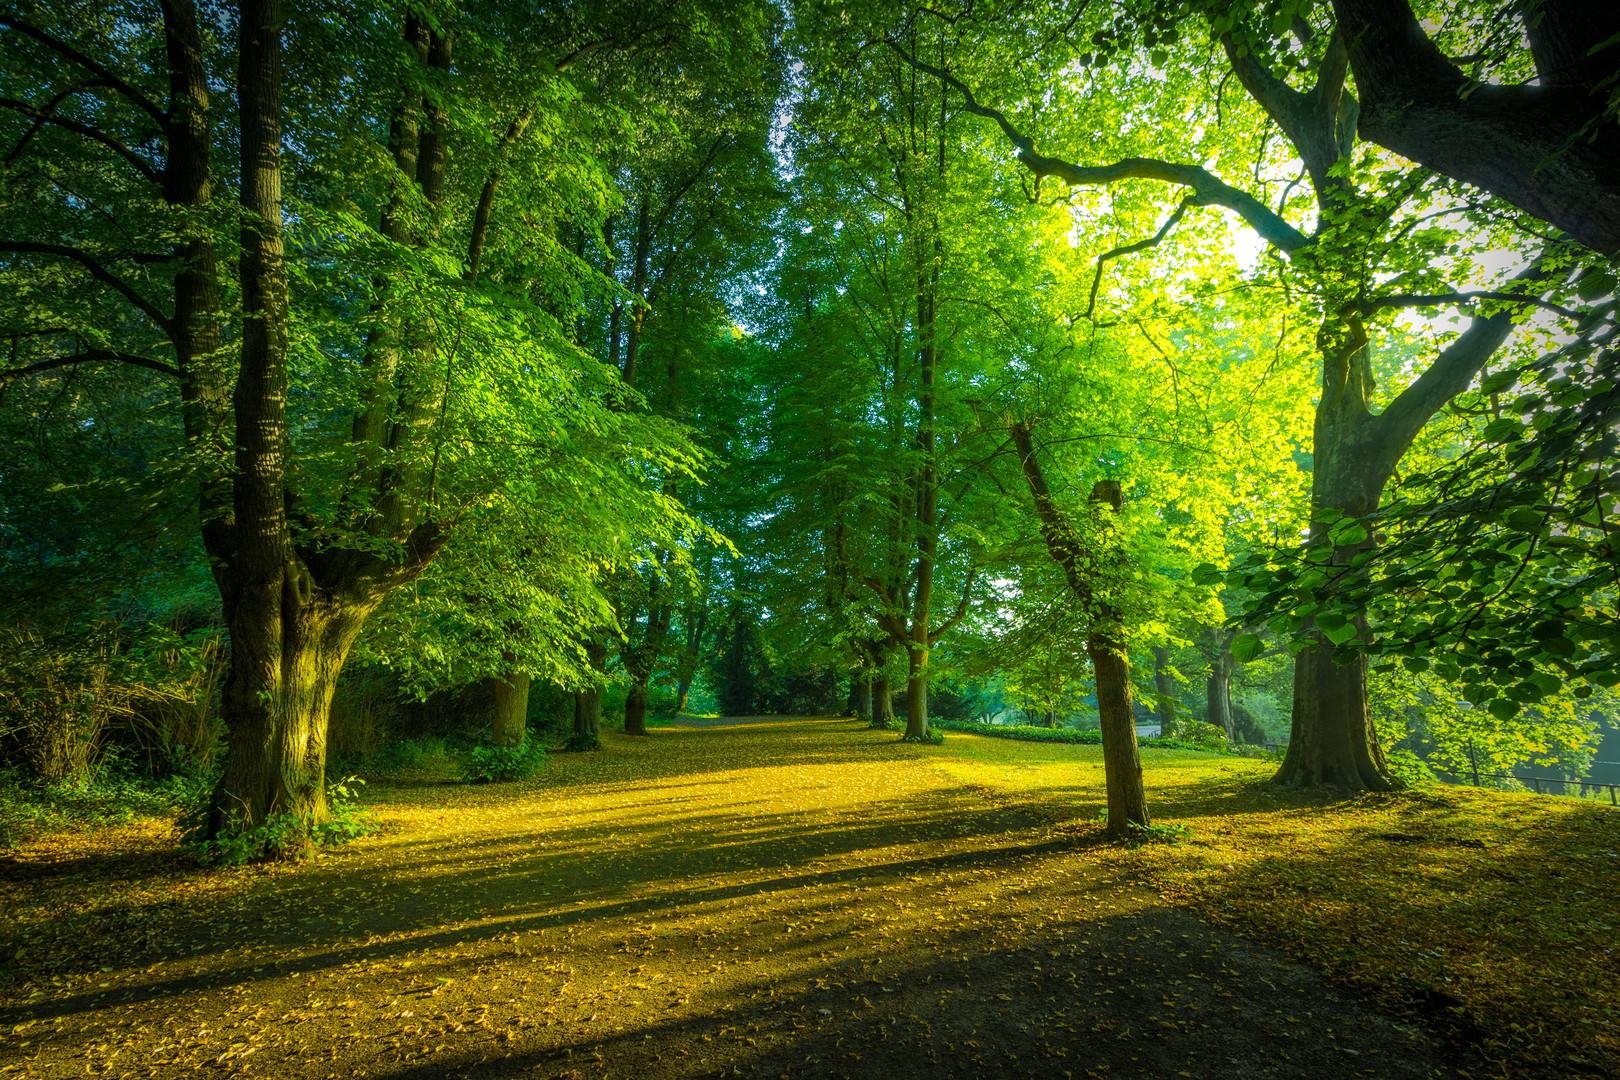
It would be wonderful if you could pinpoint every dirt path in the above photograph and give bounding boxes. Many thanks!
[0,718,1468,1078]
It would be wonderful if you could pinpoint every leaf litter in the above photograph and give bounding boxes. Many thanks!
[1,717,1582,1078]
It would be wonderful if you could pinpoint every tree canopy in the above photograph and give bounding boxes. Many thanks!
[0,0,1614,850]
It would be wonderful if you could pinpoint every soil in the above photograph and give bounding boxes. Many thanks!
[0,717,1475,1078]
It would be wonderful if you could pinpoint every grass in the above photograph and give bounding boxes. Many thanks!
[1,719,1613,1077]
[933,731,1620,1076]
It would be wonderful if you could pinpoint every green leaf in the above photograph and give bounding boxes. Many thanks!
[1322,621,1359,646]
[1487,698,1521,720]
[1482,417,1524,442]
[1230,633,1264,664]
[1478,369,1519,395]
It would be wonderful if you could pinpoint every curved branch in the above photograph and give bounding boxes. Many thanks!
[0,347,179,385]
[1344,290,1580,320]
[0,96,162,183]
[1082,197,1194,321]
[884,38,1310,252]
[0,241,170,328]
[0,15,166,126]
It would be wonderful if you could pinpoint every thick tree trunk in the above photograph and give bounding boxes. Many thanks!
[1275,352,1399,792]
[573,687,602,742]
[624,681,649,736]
[213,604,370,838]
[1279,638,1393,788]
[871,672,895,729]
[849,672,872,721]
[1151,646,1176,737]
[903,649,929,739]
[492,666,530,748]
[1207,645,1234,741]
[675,674,695,715]
[571,638,607,747]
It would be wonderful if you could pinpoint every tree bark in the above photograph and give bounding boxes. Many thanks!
[1151,645,1176,737]
[1329,0,1620,254]
[624,683,650,736]
[872,672,896,729]
[1206,640,1234,741]
[571,638,607,747]
[492,664,530,748]
[1085,481,1149,836]
[848,671,872,721]
[212,0,346,848]
[159,0,232,573]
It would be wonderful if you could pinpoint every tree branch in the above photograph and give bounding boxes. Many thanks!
[0,241,169,328]
[0,14,167,126]
[0,347,179,385]
[1369,257,1564,456]
[928,566,977,645]
[1329,0,1620,254]
[1344,290,1580,320]
[0,96,163,183]
[1081,197,1193,321]
[884,38,1310,252]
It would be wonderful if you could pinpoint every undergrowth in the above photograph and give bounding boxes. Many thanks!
[463,740,546,783]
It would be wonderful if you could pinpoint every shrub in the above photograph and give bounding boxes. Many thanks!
[1174,721,1231,753]
[1385,747,1435,787]
[179,774,376,866]
[463,739,546,784]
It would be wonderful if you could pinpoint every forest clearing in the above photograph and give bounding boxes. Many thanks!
[3,719,1616,1079]
[1,0,1617,1077]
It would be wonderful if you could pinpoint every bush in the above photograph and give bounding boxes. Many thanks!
[463,739,546,784]
[1385,747,1435,786]
[1174,721,1232,753]
[178,775,376,866]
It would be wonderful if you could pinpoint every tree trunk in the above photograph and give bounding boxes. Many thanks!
[573,688,602,742]
[1151,645,1176,737]
[1207,644,1235,741]
[214,604,370,839]
[872,672,895,729]
[492,666,530,748]
[675,674,695,714]
[903,649,929,739]
[1090,635,1149,837]
[571,638,607,747]
[1274,348,1400,792]
[849,672,872,721]
[1010,426,1151,837]
[624,681,649,736]
[1278,638,1393,788]
[160,0,232,571]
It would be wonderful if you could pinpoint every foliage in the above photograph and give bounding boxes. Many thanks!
[179,776,376,866]
[462,740,547,785]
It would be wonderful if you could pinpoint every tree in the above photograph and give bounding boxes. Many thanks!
[889,5,1576,790]
[0,0,716,850]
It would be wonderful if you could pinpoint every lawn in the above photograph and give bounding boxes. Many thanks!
[0,718,1612,1078]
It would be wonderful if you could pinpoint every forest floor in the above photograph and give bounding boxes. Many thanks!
[0,717,1615,1080]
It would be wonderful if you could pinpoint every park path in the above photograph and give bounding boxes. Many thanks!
[0,718,1464,1079]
